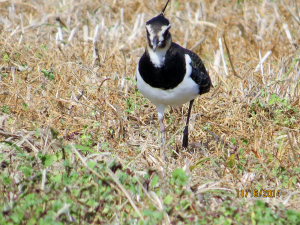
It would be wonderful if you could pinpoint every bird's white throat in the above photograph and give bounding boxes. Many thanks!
[147,46,168,68]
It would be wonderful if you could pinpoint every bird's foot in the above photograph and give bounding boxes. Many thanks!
[160,126,166,133]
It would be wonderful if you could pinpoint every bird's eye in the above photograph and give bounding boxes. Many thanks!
[162,30,169,38]
[162,26,171,36]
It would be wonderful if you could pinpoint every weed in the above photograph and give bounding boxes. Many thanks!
[41,69,55,80]
[1,105,10,114]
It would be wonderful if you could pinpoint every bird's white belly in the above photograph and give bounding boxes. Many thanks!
[136,69,199,107]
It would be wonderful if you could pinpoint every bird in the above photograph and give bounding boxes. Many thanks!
[136,0,211,156]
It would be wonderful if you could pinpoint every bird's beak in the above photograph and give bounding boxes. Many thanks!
[152,37,158,52]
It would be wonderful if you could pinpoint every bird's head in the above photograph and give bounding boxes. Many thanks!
[145,13,172,52]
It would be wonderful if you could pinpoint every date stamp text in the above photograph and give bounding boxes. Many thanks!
[236,189,280,198]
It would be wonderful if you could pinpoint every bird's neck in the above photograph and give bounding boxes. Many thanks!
[147,40,171,68]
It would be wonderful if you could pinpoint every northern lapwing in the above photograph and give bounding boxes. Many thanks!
[136,0,211,154]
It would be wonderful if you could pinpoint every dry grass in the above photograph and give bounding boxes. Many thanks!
[1,0,300,224]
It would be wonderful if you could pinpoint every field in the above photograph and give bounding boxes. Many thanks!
[1,0,300,224]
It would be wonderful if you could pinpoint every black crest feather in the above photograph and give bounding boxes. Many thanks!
[161,0,170,15]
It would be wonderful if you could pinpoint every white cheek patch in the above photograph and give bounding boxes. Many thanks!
[146,24,156,44]
[157,24,171,41]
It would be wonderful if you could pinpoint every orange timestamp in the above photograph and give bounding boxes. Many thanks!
[236,189,281,198]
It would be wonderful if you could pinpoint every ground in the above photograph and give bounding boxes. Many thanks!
[0,0,300,224]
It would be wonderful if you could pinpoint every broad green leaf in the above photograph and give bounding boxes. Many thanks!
[150,175,159,187]
[163,195,173,205]
[74,145,94,152]
[1,175,11,185]
[87,161,96,169]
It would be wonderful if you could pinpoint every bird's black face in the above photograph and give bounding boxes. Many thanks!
[146,14,171,52]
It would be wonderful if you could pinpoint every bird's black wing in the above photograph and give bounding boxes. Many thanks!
[184,48,212,95]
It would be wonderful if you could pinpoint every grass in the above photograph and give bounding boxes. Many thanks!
[1,0,300,224]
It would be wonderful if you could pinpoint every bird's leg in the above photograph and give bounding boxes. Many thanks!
[182,99,194,148]
[159,118,166,148]
[157,105,166,159]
